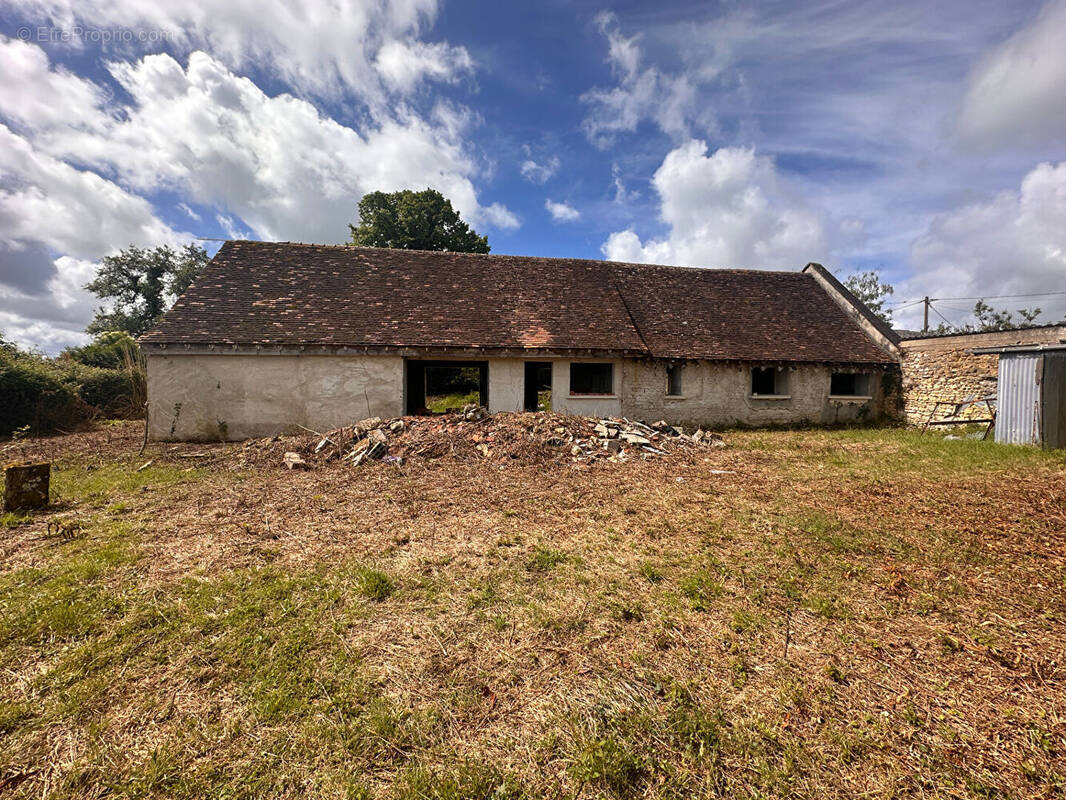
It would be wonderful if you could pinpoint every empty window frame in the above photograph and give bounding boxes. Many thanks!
[830,372,871,397]
[570,362,614,395]
[666,364,683,396]
[751,366,788,397]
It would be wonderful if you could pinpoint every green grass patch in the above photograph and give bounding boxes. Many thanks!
[395,763,526,800]
[526,546,568,572]
[0,511,34,528]
[353,566,395,601]
[52,461,207,507]
[679,569,723,611]
[425,391,481,413]
[0,530,136,657]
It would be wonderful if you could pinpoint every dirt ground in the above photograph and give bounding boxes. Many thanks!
[1,420,1064,799]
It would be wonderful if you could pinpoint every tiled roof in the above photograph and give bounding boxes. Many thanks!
[141,241,896,364]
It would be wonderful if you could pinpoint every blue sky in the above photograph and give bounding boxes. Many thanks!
[1,0,1065,351]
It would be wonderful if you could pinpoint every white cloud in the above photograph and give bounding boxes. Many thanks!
[0,123,186,349]
[216,214,250,240]
[178,203,201,221]
[581,11,710,148]
[901,160,1066,327]
[0,124,178,260]
[481,203,521,231]
[520,155,560,184]
[611,162,640,204]
[0,39,512,351]
[957,0,1066,150]
[545,199,581,222]
[2,0,467,101]
[87,51,508,241]
[1,43,513,243]
[603,140,827,268]
[0,38,109,134]
[374,39,472,93]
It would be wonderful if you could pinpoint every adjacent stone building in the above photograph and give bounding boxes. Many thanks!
[140,241,902,441]
[899,326,1066,425]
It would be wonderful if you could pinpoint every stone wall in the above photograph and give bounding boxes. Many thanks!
[900,326,1066,425]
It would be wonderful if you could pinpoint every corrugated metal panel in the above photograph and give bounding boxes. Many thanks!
[996,353,1041,445]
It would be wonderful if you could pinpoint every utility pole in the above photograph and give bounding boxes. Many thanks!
[922,296,930,333]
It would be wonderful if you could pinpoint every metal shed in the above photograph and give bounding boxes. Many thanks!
[973,344,1066,448]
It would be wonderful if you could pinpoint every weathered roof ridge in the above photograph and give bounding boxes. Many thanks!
[223,238,802,277]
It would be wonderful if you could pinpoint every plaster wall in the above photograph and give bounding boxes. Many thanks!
[148,352,893,441]
[147,353,403,440]
[486,358,525,413]
[621,360,888,428]
[551,359,624,418]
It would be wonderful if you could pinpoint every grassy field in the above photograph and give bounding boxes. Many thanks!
[425,391,481,413]
[0,421,1064,798]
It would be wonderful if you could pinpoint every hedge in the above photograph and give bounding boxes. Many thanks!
[0,348,146,436]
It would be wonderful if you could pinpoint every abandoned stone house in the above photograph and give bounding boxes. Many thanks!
[140,241,902,440]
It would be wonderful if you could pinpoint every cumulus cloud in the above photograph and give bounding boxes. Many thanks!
[0,124,177,260]
[0,122,186,349]
[603,140,827,268]
[957,0,1066,150]
[581,11,708,148]
[0,38,109,134]
[520,155,560,184]
[545,199,580,222]
[901,160,1066,327]
[0,36,511,350]
[27,49,510,242]
[1,0,471,101]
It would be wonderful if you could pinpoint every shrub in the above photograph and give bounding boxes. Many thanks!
[0,351,81,435]
[64,331,142,370]
[0,340,145,436]
[75,367,143,415]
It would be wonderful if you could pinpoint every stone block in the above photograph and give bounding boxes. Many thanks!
[3,462,50,511]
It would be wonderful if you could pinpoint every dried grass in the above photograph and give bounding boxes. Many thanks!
[1,421,1064,798]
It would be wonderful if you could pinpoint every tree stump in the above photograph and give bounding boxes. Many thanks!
[3,463,50,512]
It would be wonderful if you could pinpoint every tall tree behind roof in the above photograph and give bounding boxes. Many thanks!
[85,244,210,337]
[843,270,894,325]
[349,189,490,253]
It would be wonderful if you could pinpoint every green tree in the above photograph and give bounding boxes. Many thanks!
[932,300,1046,334]
[843,270,894,325]
[349,189,490,253]
[85,244,210,337]
[972,299,1043,332]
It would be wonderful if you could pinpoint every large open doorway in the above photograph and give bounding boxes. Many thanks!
[406,360,488,415]
[523,361,552,412]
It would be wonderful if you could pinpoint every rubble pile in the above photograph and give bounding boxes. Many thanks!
[279,405,724,469]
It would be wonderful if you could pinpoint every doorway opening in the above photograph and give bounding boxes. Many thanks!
[406,360,488,415]
[524,361,552,412]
